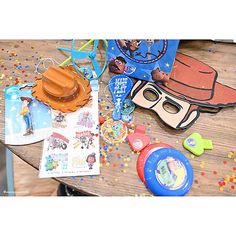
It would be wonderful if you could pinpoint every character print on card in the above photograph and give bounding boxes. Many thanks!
[86,153,96,170]
[73,131,98,149]
[44,153,68,172]
[5,83,52,145]
[47,132,69,151]
[52,111,67,128]
[72,152,96,170]
[76,110,95,128]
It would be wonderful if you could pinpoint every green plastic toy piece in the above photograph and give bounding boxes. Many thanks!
[183,132,213,156]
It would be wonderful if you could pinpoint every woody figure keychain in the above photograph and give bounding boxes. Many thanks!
[20,96,34,136]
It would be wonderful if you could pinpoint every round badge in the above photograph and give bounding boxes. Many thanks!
[144,148,193,196]
[121,99,135,115]
[137,143,174,184]
[100,119,128,144]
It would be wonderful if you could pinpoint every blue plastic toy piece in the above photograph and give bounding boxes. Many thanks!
[121,114,133,123]
[144,148,193,196]
[108,75,133,121]
[58,40,107,80]
[121,99,135,115]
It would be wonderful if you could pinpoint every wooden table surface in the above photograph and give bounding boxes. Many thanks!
[0,40,236,196]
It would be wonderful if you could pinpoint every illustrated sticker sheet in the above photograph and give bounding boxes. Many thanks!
[39,85,100,178]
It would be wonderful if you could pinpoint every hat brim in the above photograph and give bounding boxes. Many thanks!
[32,72,91,113]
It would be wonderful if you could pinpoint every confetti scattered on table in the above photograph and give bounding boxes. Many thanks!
[200,161,205,169]
[1,41,236,196]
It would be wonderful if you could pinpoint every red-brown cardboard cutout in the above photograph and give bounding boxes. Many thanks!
[131,53,236,129]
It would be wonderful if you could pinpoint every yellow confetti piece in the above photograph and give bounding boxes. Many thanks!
[227,151,234,158]
[190,154,195,159]
[219,187,224,191]
[234,158,236,162]
[124,163,128,167]
[105,163,110,167]
[99,163,103,167]
[200,161,205,168]
[127,158,131,162]
[225,175,230,182]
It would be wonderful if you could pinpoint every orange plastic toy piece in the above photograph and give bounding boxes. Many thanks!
[32,66,91,112]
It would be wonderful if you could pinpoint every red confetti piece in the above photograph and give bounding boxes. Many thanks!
[213,171,217,175]
[231,185,235,190]
[233,167,236,171]
[223,160,228,165]
[201,172,205,176]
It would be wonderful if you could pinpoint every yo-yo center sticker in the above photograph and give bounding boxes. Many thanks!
[155,157,187,190]
[186,138,197,147]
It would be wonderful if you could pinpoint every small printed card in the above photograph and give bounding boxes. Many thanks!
[5,83,52,145]
[39,81,100,178]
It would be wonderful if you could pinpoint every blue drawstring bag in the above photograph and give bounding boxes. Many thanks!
[107,40,179,84]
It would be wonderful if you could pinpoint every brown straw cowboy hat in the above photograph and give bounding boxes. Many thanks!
[32,66,91,112]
